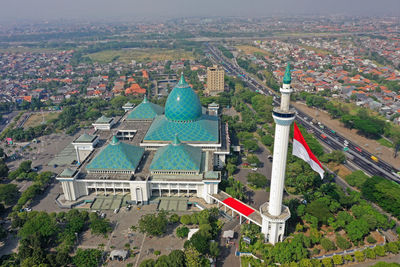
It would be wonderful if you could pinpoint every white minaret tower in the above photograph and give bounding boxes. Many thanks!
[260,63,295,244]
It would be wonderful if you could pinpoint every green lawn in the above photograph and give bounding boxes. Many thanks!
[377,137,393,148]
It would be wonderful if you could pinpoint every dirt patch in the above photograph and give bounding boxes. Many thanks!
[293,102,400,169]
[23,112,59,129]
[327,162,353,177]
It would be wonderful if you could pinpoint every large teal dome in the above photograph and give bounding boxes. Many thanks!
[165,74,202,122]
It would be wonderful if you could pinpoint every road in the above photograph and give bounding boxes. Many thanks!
[0,111,20,133]
[206,43,400,184]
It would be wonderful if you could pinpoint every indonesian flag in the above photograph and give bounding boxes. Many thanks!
[293,122,324,179]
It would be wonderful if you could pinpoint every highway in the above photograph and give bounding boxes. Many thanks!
[205,43,400,184]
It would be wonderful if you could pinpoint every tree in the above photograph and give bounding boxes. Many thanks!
[364,248,376,259]
[186,232,209,254]
[19,161,32,173]
[332,255,343,265]
[73,249,102,267]
[321,258,333,267]
[0,160,9,178]
[305,198,333,225]
[176,226,189,238]
[180,215,192,225]
[209,241,220,259]
[374,245,386,257]
[343,254,353,262]
[0,184,19,205]
[184,245,205,267]
[169,214,180,223]
[247,173,268,189]
[18,212,58,240]
[345,219,370,242]
[140,259,156,267]
[167,250,186,267]
[336,236,351,250]
[321,238,336,252]
[242,139,258,152]
[345,170,368,188]
[89,213,112,236]
[354,251,365,262]
[138,211,168,236]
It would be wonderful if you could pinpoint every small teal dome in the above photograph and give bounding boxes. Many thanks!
[165,74,202,122]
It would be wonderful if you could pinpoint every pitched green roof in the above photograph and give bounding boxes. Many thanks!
[150,136,203,172]
[143,114,219,143]
[283,63,291,84]
[95,115,113,124]
[60,168,77,177]
[126,96,164,120]
[74,133,96,143]
[87,136,144,172]
[164,74,202,122]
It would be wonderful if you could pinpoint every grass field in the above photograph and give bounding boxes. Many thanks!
[23,112,59,129]
[236,45,272,57]
[86,48,196,63]
[377,137,394,148]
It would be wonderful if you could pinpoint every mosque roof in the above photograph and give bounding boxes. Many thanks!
[143,114,219,143]
[164,74,202,122]
[86,136,144,172]
[150,135,203,172]
[126,96,164,120]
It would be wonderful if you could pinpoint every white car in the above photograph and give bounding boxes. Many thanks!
[114,208,119,214]
[252,168,258,171]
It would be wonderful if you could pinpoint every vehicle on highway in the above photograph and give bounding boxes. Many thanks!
[355,147,362,153]
[343,147,349,152]
[267,155,273,161]
[344,152,354,161]
[371,156,379,162]
[321,134,327,139]
[330,130,336,134]
[251,168,258,171]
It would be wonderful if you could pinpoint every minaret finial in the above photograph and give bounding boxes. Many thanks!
[283,63,291,85]
[172,134,181,145]
[143,95,148,103]
[111,135,119,145]
[177,73,189,88]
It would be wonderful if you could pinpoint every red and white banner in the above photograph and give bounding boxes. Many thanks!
[293,122,324,179]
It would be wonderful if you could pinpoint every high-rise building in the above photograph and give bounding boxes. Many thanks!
[260,64,295,244]
[206,65,225,95]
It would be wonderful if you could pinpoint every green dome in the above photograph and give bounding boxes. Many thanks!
[165,74,202,122]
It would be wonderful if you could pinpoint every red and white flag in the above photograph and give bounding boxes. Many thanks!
[292,122,324,179]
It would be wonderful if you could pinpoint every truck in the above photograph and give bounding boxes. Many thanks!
[371,156,379,162]
[321,134,327,139]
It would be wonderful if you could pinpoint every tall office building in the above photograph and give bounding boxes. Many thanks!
[206,65,225,96]
[260,63,295,244]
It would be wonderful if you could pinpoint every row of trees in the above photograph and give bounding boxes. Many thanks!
[2,209,111,267]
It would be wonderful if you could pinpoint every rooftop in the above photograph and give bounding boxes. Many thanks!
[74,133,97,143]
[95,115,113,124]
[126,96,164,121]
[86,136,144,172]
[150,135,203,172]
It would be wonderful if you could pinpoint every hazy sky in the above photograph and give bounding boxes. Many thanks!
[1,0,399,22]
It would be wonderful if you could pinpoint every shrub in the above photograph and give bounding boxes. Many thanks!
[354,251,365,262]
[332,255,343,265]
[321,238,336,252]
[367,235,377,244]
[176,226,189,238]
[321,257,333,267]
[154,250,160,256]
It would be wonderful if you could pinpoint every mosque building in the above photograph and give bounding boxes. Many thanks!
[57,75,230,205]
